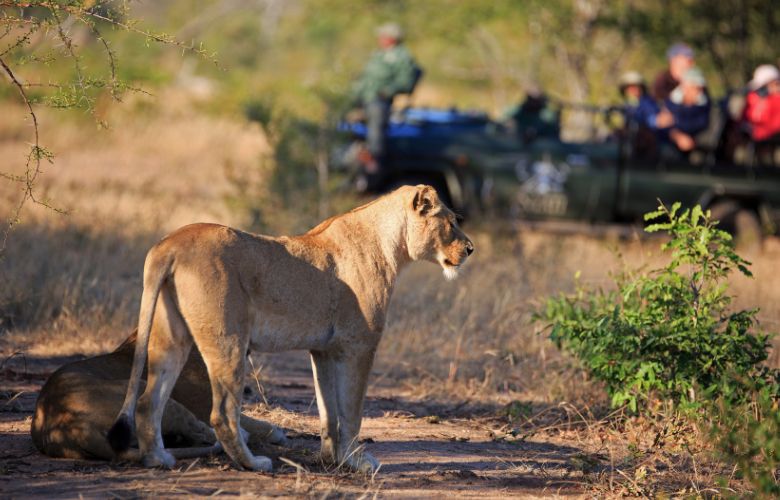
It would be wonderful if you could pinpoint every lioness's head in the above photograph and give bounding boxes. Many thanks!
[405,185,474,280]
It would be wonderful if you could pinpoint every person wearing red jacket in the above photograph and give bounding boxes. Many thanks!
[744,64,780,142]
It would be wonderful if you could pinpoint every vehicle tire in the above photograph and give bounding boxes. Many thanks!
[709,201,762,252]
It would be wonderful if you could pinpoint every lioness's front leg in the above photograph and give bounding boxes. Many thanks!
[310,351,340,464]
[311,345,379,473]
[334,347,379,473]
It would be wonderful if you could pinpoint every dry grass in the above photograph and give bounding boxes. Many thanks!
[2,100,779,495]
[1,96,269,353]
[0,92,268,233]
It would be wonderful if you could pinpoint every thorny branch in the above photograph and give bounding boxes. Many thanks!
[0,53,57,253]
[0,1,215,255]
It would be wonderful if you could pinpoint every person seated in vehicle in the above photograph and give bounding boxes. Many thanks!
[655,68,710,153]
[618,71,660,158]
[620,71,660,127]
[652,43,695,102]
[741,65,780,166]
[351,23,421,189]
[744,65,780,144]
[506,88,561,142]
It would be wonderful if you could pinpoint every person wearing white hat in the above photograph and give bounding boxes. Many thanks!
[618,71,661,157]
[619,71,659,129]
[744,64,780,142]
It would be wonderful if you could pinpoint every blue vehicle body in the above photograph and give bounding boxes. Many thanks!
[340,108,490,139]
[337,106,780,238]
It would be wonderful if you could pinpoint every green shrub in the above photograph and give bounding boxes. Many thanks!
[536,201,780,493]
[535,202,772,412]
[711,385,780,497]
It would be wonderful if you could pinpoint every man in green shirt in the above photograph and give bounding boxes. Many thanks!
[352,23,420,183]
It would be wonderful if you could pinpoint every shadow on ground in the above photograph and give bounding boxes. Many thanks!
[0,347,590,497]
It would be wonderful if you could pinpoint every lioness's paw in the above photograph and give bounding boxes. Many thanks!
[345,452,380,474]
[193,426,217,446]
[248,455,273,472]
[142,449,176,469]
[267,425,289,446]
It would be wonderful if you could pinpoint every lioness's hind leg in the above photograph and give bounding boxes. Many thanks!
[137,291,193,468]
[197,331,272,472]
[207,363,272,471]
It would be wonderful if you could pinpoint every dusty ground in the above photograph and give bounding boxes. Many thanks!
[1,349,590,499]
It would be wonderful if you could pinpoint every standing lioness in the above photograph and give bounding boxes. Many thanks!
[109,185,473,473]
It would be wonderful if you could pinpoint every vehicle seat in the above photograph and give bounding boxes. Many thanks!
[690,105,726,165]
[744,135,780,167]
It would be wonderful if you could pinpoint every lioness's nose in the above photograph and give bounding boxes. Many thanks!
[466,240,474,255]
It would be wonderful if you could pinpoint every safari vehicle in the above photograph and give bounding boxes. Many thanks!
[336,103,780,241]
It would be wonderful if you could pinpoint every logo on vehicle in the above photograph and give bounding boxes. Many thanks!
[514,155,570,216]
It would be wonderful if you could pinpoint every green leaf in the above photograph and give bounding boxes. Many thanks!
[691,205,703,226]
[645,223,671,233]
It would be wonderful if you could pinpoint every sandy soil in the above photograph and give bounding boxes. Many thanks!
[0,348,589,499]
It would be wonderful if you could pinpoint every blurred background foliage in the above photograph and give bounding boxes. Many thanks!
[4,0,779,119]
[2,0,779,232]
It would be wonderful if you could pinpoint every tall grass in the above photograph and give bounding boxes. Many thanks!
[0,222,151,355]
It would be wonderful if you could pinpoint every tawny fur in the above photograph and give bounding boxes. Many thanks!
[31,330,286,461]
[109,185,473,472]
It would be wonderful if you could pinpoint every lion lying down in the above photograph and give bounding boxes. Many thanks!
[31,330,287,461]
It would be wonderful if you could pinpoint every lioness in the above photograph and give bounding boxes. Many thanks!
[31,329,287,461]
[108,185,473,473]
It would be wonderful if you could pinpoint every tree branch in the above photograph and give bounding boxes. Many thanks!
[0,53,51,253]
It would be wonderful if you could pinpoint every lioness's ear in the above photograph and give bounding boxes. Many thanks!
[412,185,436,216]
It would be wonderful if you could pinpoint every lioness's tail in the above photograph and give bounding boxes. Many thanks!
[107,248,173,453]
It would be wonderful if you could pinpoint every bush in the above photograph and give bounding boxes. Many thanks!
[535,202,773,412]
[537,201,780,494]
[711,385,780,497]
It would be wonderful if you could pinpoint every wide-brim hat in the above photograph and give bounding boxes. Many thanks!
[680,67,706,87]
[619,71,646,89]
[748,64,780,90]
[376,22,403,40]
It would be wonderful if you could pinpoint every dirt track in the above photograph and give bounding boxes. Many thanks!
[0,350,587,498]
